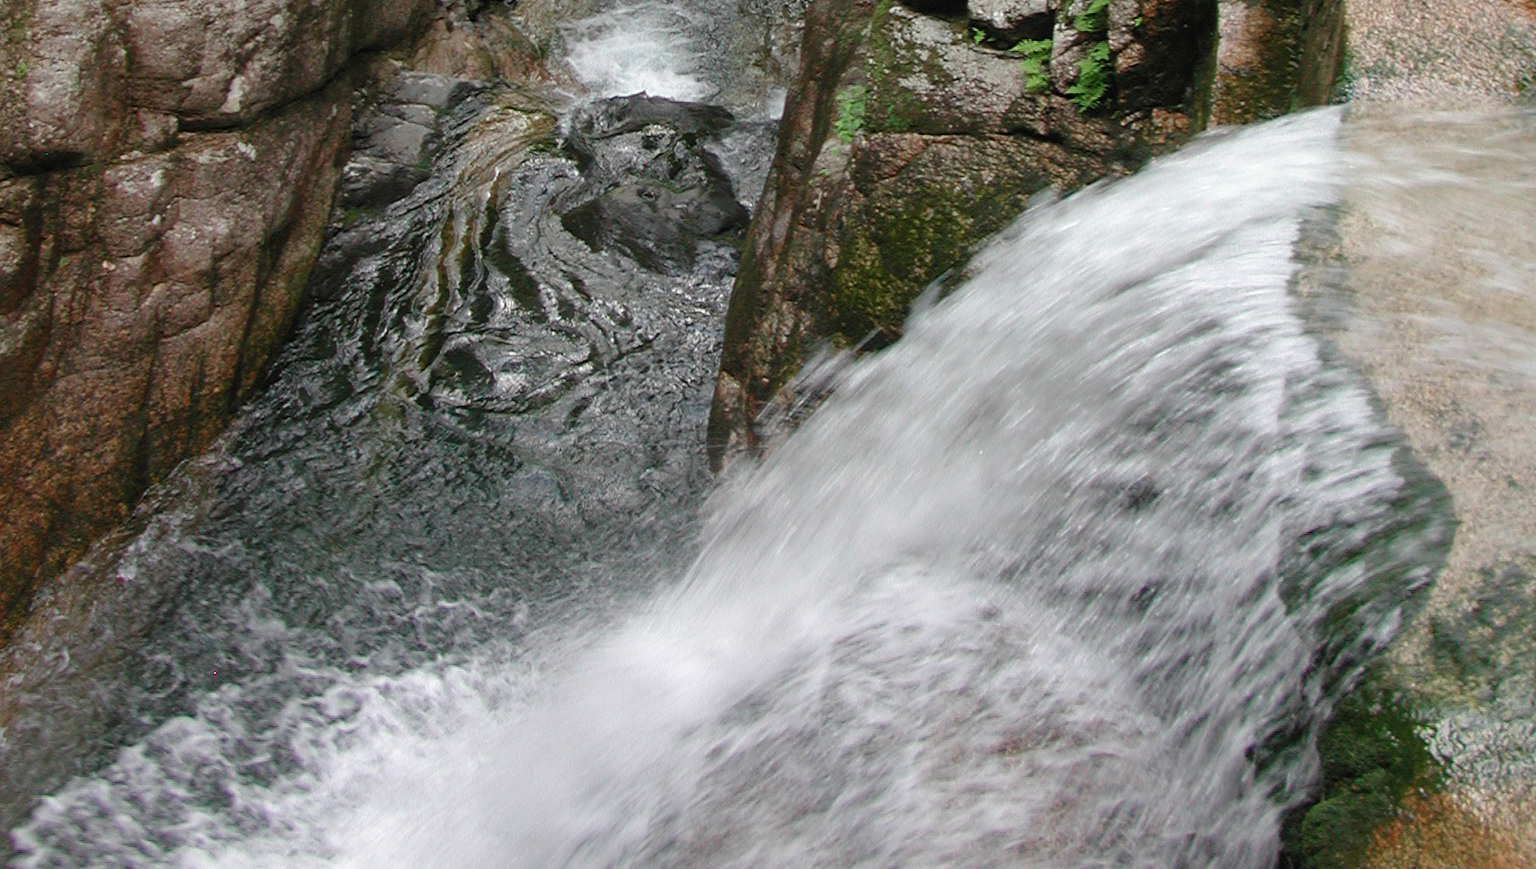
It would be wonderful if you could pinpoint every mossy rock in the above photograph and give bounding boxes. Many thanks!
[821,134,1099,344]
[860,0,1050,138]
[1280,669,1444,869]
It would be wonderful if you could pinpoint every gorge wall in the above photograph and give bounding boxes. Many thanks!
[0,0,546,639]
[707,0,1346,465]
[0,0,1344,635]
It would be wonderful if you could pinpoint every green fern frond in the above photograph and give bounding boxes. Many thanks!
[833,85,868,144]
[1009,39,1054,94]
[1065,41,1111,110]
[1072,0,1110,34]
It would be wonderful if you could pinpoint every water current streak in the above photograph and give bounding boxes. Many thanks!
[10,105,1460,868]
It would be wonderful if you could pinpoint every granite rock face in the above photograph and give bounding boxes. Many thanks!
[0,0,430,169]
[968,0,1052,36]
[1208,0,1347,123]
[708,0,1210,465]
[708,0,1347,466]
[0,0,454,637]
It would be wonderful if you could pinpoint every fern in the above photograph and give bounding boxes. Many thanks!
[833,85,868,144]
[1065,41,1111,110]
[1072,0,1110,34]
[1009,38,1053,94]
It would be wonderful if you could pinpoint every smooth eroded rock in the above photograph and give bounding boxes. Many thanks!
[558,96,750,274]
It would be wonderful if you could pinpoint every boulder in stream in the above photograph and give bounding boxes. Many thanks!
[559,95,751,274]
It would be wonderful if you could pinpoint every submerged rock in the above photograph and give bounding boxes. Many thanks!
[341,72,488,211]
[566,93,738,141]
[559,95,750,274]
[560,178,748,274]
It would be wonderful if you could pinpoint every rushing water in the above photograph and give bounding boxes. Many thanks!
[0,103,1456,865]
[5,1,1532,863]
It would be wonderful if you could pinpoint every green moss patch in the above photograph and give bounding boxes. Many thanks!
[822,140,1069,343]
[1280,670,1445,869]
[827,188,998,342]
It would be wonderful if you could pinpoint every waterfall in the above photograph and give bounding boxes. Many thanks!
[8,103,1462,867]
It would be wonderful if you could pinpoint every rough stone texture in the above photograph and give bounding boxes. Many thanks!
[408,0,554,85]
[1323,16,1536,862]
[0,0,505,639]
[1311,3,1536,862]
[0,0,130,173]
[1293,109,1536,869]
[1207,0,1346,124]
[708,0,1208,466]
[0,0,432,172]
[969,0,1052,37]
[119,0,425,127]
[1342,0,1536,106]
[0,82,353,637]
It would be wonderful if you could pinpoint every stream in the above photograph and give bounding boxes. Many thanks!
[3,1,1533,866]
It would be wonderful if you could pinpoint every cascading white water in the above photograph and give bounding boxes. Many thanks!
[11,108,1459,867]
[558,0,799,120]
[561,2,717,102]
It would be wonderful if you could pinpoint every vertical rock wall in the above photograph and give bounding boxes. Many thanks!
[0,0,439,638]
[708,0,1214,466]
[708,0,1347,466]
[1208,0,1347,124]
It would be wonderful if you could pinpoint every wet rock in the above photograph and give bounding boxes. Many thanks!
[0,82,356,637]
[297,77,762,435]
[558,95,750,274]
[707,0,1349,466]
[1308,112,1536,863]
[566,94,737,143]
[707,0,1205,466]
[968,0,1052,38]
[1279,668,1445,869]
[339,71,487,210]
[561,178,748,274]
[0,0,456,640]
[0,0,571,640]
